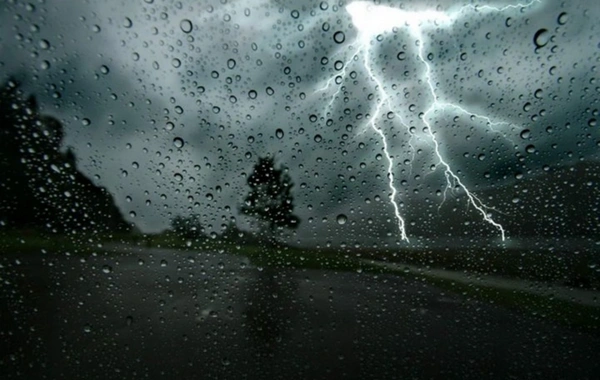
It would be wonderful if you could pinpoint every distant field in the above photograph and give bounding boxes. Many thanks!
[2,230,598,289]
[2,229,599,330]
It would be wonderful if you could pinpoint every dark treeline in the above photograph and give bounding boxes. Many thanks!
[0,78,130,234]
[169,155,301,246]
[169,214,263,245]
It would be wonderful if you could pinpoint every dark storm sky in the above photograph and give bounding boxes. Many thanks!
[0,0,598,246]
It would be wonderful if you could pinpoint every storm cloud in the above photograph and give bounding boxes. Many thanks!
[1,0,598,246]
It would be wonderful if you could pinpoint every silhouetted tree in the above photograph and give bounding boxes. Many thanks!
[240,156,300,243]
[0,77,130,233]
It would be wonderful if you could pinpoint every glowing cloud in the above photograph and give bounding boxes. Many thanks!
[316,0,542,242]
[346,2,452,36]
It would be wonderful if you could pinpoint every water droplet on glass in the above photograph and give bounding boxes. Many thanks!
[248,90,257,99]
[123,17,133,28]
[314,134,322,143]
[173,137,184,148]
[180,19,193,33]
[100,65,110,74]
[533,28,550,48]
[172,58,181,68]
[333,31,345,44]
[520,129,531,139]
[557,12,568,25]
[275,129,284,139]
[227,58,236,69]
[336,214,347,225]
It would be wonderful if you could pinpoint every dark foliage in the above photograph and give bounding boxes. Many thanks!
[240,156,300,241]
[0,78,130,233]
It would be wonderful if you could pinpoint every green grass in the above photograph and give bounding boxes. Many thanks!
[356,246,600,289]
[0,229,142,255]
[223,243,365,272]
[374,264,600,331]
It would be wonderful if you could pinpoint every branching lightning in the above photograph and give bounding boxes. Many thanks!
[315,1,541,242]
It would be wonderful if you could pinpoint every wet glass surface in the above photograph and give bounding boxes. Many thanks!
[1,0,599,378]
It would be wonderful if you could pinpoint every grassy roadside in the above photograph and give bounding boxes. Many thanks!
[4,229,596,288]
[371,264,600,331]
[0,229,138,255]
[356,246,600,289]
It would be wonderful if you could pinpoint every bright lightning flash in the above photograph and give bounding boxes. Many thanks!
[316,1,541,242]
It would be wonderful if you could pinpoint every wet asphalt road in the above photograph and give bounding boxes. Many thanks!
[1,246,600,380]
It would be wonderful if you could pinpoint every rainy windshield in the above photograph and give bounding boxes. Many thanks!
[1,0,599,379]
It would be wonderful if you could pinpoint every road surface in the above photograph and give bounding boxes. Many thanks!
[1,246,599,379]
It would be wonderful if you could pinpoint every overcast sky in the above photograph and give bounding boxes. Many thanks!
[1,0,598,246]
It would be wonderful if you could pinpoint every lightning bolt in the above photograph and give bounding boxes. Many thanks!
[315,0,541,242]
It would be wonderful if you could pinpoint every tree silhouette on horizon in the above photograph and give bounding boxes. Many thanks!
[240,155,300,243]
